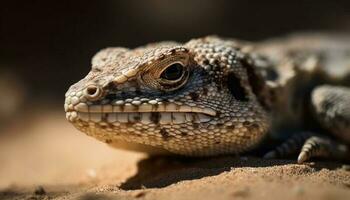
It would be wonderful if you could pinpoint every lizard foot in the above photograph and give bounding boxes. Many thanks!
[264,133,349,163]
[297,135,349,164]
[263,132,312,160]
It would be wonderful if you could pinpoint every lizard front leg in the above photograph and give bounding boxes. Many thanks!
[264,85,350,163]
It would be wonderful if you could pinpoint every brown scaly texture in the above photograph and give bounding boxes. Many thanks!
[65,34,350,161]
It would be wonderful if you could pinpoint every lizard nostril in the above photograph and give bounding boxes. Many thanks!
[84,85,102,100]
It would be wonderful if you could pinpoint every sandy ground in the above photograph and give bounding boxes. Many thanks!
[0,109,349,200]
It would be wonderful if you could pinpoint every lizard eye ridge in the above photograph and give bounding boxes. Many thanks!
[160,63,184,81]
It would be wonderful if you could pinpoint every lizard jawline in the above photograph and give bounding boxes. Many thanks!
[73,102,216,116]
[68,111,212,124]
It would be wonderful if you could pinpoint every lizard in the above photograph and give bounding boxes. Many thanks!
[64,33,350,163]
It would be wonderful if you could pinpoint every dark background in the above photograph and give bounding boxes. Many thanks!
[1,0,350,103]
[1,1,350,195]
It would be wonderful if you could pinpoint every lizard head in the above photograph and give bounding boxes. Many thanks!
[64,36,270,156]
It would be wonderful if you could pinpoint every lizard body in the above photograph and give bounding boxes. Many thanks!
[65,34,350,162]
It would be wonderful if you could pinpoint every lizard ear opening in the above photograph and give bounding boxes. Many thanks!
[227,72,249,101]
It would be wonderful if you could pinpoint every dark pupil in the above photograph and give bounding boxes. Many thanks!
[161,63,184,80]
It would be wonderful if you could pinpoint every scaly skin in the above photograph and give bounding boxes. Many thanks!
[65,34,350,162]
[64,36,270,156]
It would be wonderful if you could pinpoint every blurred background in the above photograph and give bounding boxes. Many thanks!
[0,0,350,112]
[0,0,350,193]
[1,0,350,126]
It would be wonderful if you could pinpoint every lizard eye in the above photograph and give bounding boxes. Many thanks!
[140,49,191,92]
[160,63,184,81]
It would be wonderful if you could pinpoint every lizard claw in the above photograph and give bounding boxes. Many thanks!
[297,152,308,164]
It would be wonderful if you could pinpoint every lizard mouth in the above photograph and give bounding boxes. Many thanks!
[65,101,216,124]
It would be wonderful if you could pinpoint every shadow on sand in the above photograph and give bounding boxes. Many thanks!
[0,156,346,199]
[119,155,344,190]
